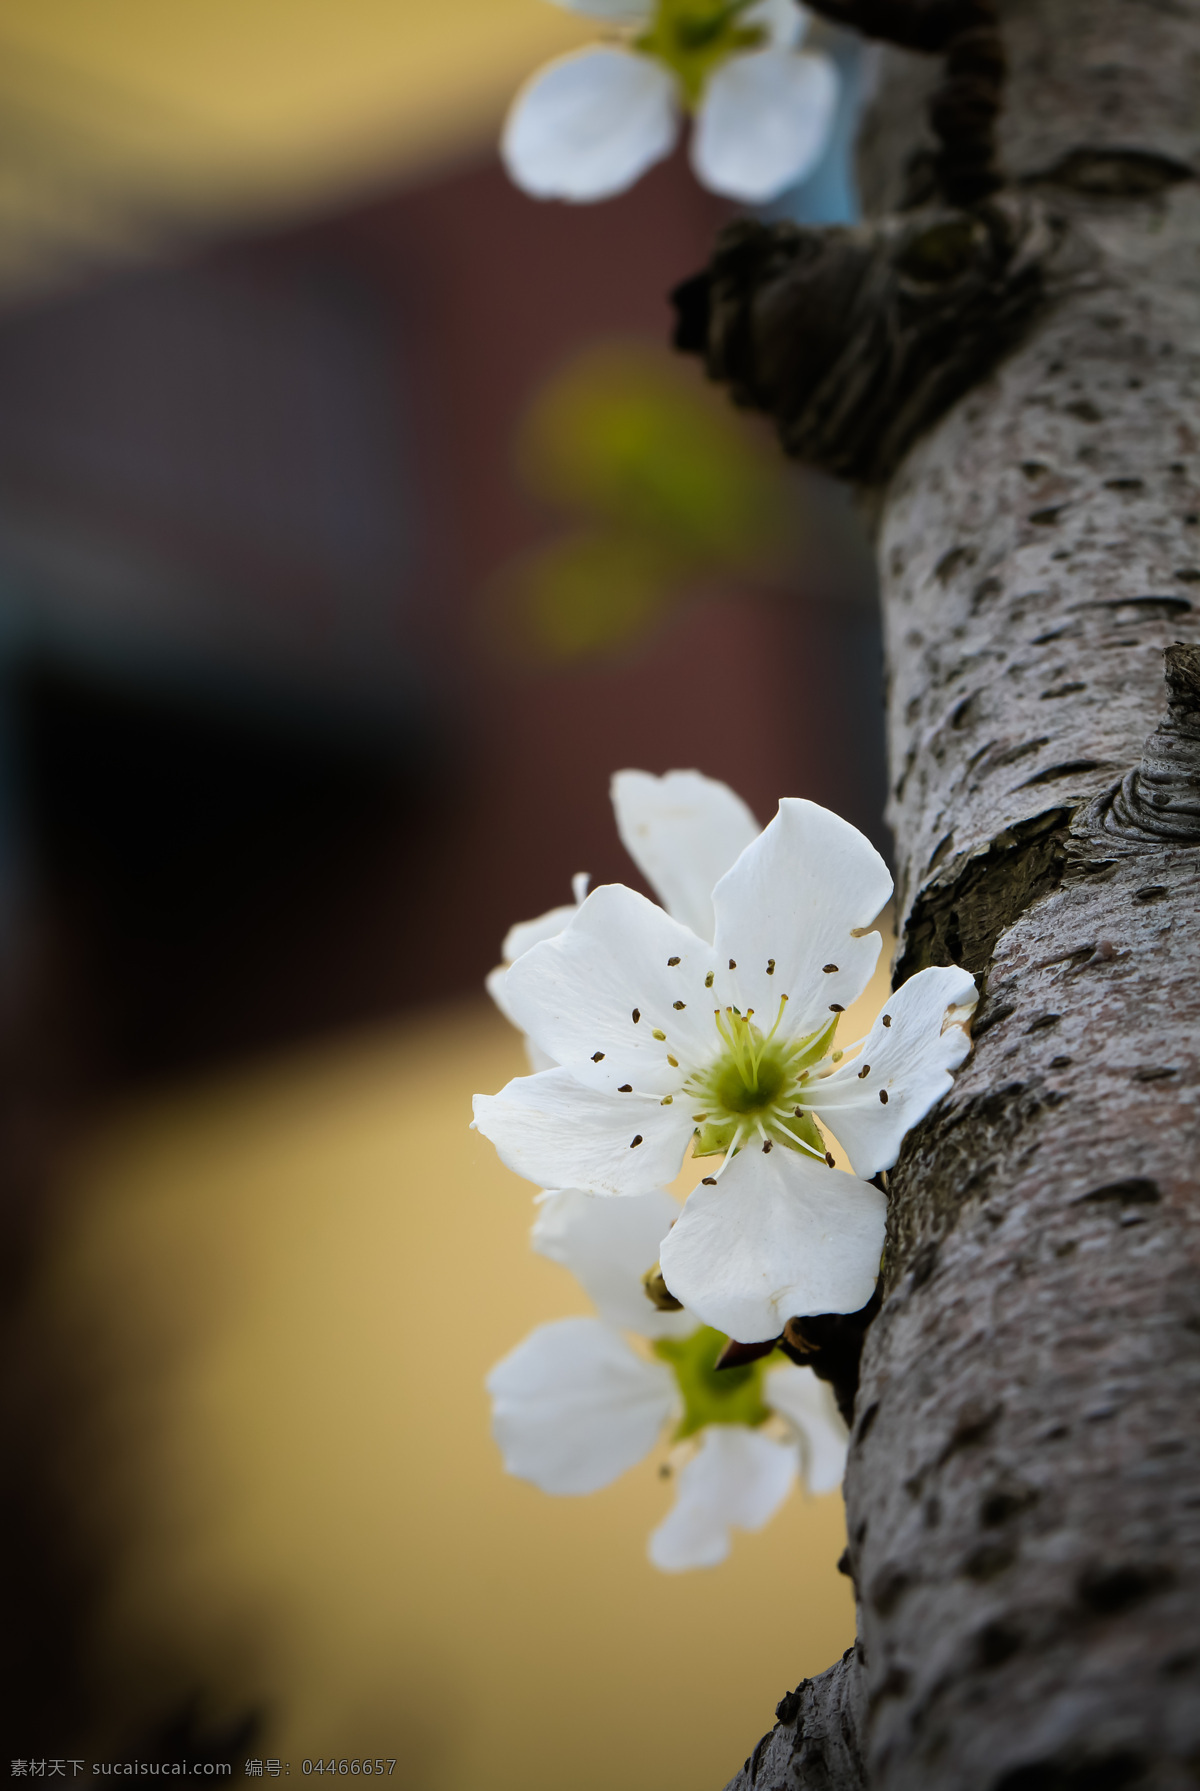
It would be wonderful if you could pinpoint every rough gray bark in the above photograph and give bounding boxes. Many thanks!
[726,1649,870,1791]
[715,2,1200,1785]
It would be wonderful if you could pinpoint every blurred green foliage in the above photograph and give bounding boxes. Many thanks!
[491,340,806,661]
[653,1324,774,1441]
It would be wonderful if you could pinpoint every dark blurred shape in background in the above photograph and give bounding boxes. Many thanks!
[0,138,882,1111]
[0,4,883,1758]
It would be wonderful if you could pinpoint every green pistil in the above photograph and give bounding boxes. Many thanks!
[654,1325,774,1440]
[634,0,765,108]
[688,1006,838,1159]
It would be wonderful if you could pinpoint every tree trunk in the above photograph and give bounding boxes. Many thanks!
[716,2,1200,1784]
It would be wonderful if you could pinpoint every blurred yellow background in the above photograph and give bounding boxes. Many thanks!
[33,951,898,1782]
[0,0,596,289]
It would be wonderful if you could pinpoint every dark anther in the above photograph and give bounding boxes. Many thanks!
[767,959,776,974]
[632,1008,640,1023]
[630,1134,643,1148]
[729,958,737,969]
[762,1140,773,1153]
[830,1003,845,1013]
[667,956,681,966]
[673,1000,686,1009]
[643,1265,684,1312]
[823,963,838,973]
[592,1051,605,1061]
[882,1014,892,1026]
[825,1152,836,1167]
[701,1175,717,1185]
[618,1084,633,1093]
[858,1064,871,1078]
[880,1089,890,1103]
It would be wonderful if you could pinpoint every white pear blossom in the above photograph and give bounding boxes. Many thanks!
[475,797,977,1343]
[488,871,593,1072]
[502,0,840,205]
[487,768,759,1068]
[487,1186,847,1568]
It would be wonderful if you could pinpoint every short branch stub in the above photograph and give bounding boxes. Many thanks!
[673,194,1059,484]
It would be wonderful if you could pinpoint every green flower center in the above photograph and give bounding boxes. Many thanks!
[653,1324,775,1439]
[686,1000,836,1160]
[634,0,766,107]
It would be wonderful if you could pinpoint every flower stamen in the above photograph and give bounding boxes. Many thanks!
[684,999,840,1166]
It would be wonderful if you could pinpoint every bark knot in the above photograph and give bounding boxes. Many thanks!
[1090,643,1200,843]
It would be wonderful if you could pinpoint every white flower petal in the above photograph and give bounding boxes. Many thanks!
[486,962,519,1029]
[610,768,760,943]
[503,883,718,1094]
[746,0,807,50]
[491,895,584,1073]
[488,1317,675,1495]
[486,964,559,1072]
[711,797,892,1038]
[765,1364,848,1494]
[502,46,678,203]
[648,1425,796,1570]
[473,1067,694,1196]
[659,1144,885,1342]
[532,1187,695,1338]
[691,48,839,203]
[501,901,581,965]
[805,964,978,1176]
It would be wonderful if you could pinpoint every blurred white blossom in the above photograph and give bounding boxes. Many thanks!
[502,0,839,204]
[487,1187,847,1569]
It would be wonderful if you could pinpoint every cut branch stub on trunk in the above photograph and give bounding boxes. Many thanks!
[1091,643,1200,843]
[672,195,1059,485]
